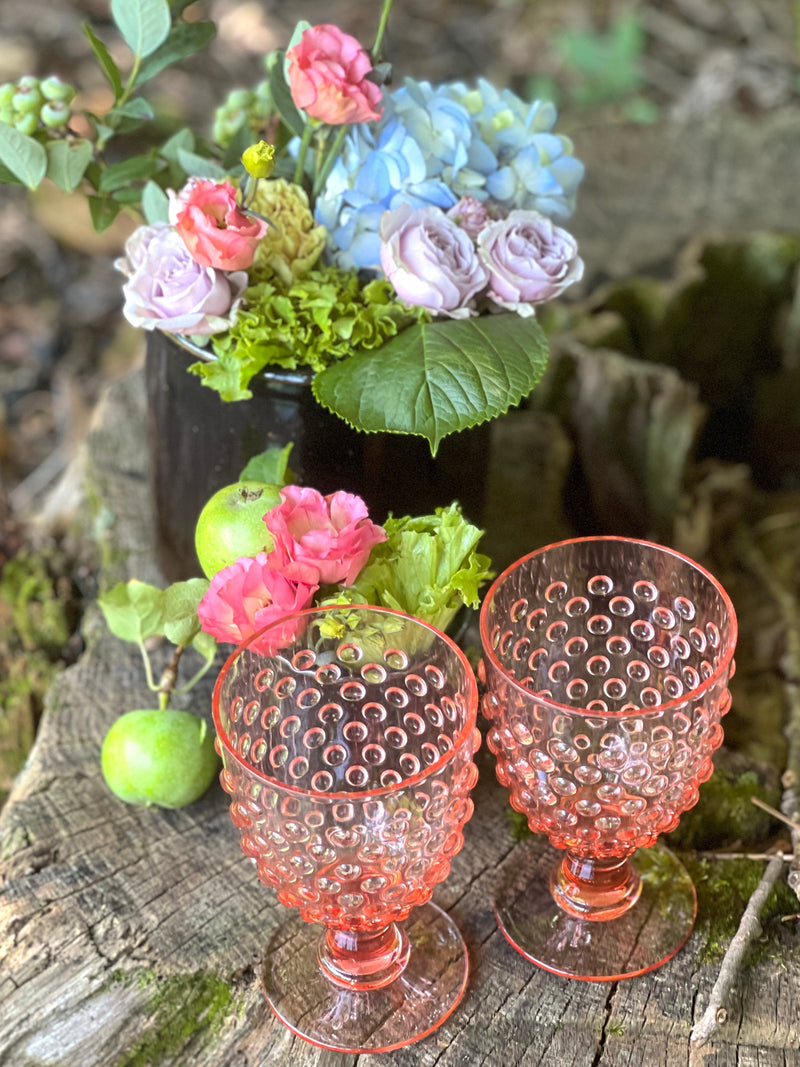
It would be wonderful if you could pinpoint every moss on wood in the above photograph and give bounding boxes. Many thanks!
[111,969,243,1067]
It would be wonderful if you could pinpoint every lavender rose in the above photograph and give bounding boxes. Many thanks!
[379,204,488,319]
[476,209,584,316]
[114,222,247,336]
[446,196,489,238]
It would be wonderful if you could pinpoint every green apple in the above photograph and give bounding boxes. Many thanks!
[194,480,282,578]
[101,708,219,809]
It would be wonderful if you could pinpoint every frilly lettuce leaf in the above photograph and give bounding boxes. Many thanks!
[332,502,494,634]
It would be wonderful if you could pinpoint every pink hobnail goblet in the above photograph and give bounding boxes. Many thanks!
[212,605,480,1052]
[479,537,737,981]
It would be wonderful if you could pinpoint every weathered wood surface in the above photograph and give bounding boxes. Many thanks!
[1,369,798,1067]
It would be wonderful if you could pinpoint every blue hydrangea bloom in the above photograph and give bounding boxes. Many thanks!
[314,113,457,272]
[315,76,585,273]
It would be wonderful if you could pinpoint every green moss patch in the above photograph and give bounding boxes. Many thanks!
[112,968,241,1067]
[682,855,798,966]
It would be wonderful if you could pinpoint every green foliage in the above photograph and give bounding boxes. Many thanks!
[0,121,47,187]
[98,578,215,702]
[200,268,422,400]
[527,11,659,123]
[238,442,294,485]
[314,313,550,453]
[0,547,75,654]
[332,503,494,634]
[0,545,82,805]
[99,577,210,653]
[0,0,217,222]
[556,12,646,105]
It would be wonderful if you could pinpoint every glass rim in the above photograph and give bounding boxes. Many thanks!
[479,535,738,719]
[212,603,479,799]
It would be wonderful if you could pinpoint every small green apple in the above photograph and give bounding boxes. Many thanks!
[101,708,219,809]
[194,480,282,578]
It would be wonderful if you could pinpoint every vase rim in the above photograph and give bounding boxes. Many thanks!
[164,331,315,388]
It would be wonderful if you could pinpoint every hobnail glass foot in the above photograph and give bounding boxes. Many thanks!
[261,902,468,1052]
[494,839,695,981]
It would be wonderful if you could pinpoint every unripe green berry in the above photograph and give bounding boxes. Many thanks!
[0,106,14,126]
[40,75,76,104]
[0,83,15,108]
[14,111,38,135]
[254,79,272,103]
[40,100,70,128]
[16,75,40,93]
[226,88,254,110]
[12,86,43,115]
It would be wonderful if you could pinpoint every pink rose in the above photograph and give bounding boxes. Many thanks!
[379,204,489,319]
[114,222,247,336]
[263,486,386,587]
[173,179,268,271]
[197,552,318,652]
[287,24,383,125]
[476,209,584,315]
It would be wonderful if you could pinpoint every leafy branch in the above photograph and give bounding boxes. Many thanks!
[98,577,215,710]
[0,0,216,228]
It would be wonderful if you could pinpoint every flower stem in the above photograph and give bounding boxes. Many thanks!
[293,121,314,187]
[313,124,349,198]
[176,653,215,696]
[372,0,395,63]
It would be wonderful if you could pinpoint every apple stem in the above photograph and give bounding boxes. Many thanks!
[157,646,184,710]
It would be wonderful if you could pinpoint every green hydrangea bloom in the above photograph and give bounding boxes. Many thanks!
[196,267,425,401]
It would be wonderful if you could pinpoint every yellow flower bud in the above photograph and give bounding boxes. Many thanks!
[242,140,275,179]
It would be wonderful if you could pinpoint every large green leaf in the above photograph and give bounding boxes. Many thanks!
[162,578,208,648]
[0,122,47,188]
[98,580,165,644]
[142,178,169,222]
[111,0,171,59]
[176,148,227,180]
[313,314,550,454]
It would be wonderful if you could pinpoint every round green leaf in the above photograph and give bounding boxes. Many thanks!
[313,314,550,454]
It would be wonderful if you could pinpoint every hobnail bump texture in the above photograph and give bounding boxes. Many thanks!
[480,538,737,857]
[214,610,480,930]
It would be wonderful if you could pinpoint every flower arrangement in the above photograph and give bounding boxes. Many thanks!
[98,445,493,807]
[0,0,585,453]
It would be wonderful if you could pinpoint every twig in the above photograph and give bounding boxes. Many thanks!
[749,795,800,835]
[734,526,800,903]
[698,849,792,862]
[690,854,787,1046]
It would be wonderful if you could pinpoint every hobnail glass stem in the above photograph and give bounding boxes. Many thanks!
[550,852,642,922]
[318,923,411,990]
